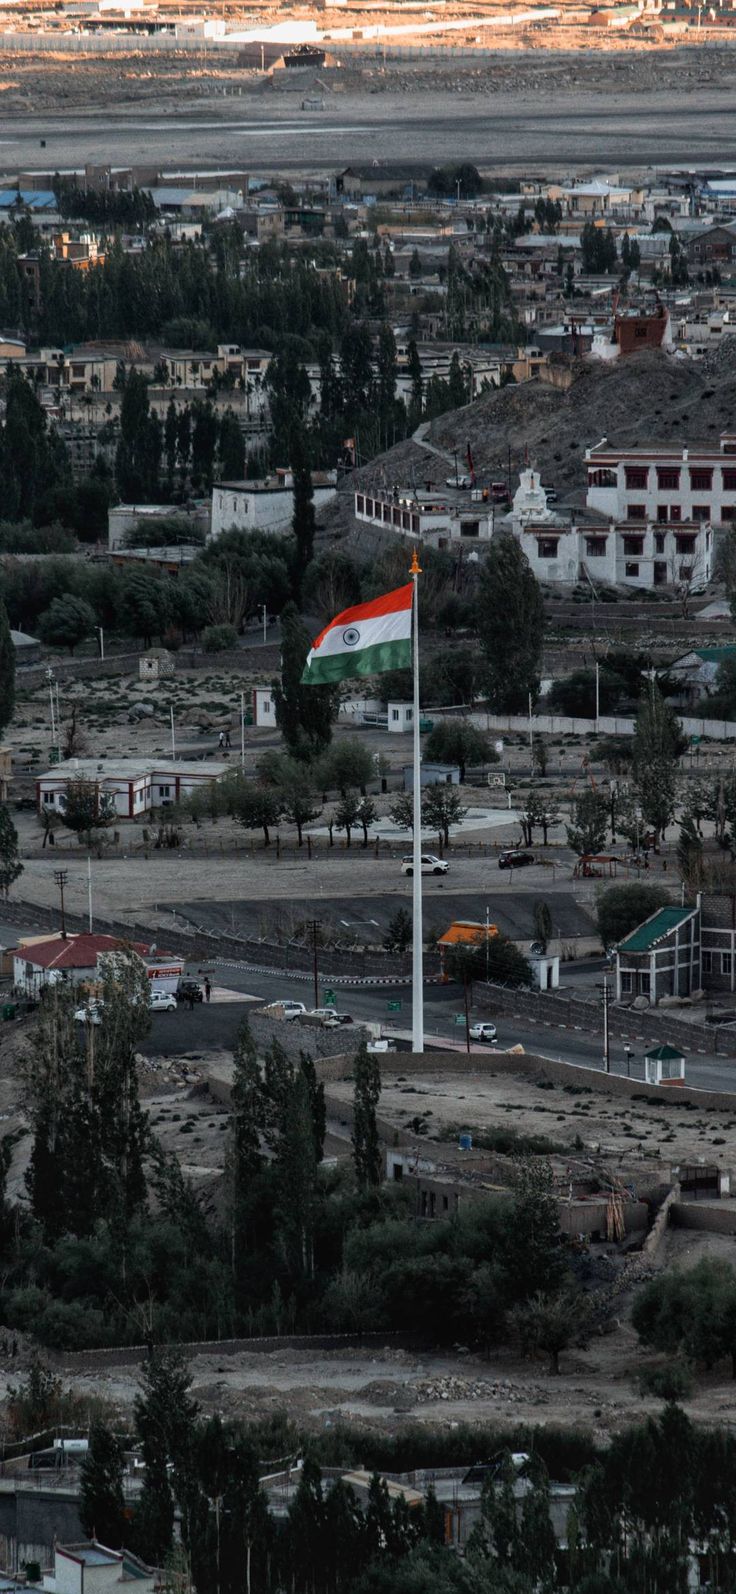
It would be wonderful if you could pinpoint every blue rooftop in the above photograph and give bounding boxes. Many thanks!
[0,189,57,210]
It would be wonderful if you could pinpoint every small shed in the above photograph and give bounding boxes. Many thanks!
[404,761,460,791]
[387,702,414,734]
[530,952,560,991]
[253,687,276,727]
[139,649,174,682]
[644,1043,686,1086]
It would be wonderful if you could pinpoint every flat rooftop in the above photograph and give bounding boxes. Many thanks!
[39,758,229,780]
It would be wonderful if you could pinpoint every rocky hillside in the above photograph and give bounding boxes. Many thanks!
[325,345,736,532]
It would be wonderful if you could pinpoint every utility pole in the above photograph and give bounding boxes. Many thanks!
[47,668,57,746]
[308,918,320,1009]
[485,904,490,983]
[54,868,68,939]
[599,976,610,1073]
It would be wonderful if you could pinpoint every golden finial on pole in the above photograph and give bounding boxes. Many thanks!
[410,547,422,576]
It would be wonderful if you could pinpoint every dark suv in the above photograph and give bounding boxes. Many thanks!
[498,850,535,870]
[177,978,204,1004]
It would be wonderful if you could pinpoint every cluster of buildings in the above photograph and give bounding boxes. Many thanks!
[350,427,736,590]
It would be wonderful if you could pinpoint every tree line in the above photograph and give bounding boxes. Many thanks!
[2,976,578,1352]
[74,1364,736,1594]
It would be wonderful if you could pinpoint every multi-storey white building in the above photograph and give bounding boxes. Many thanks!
[506,469,713,590]
[585,432,736,526]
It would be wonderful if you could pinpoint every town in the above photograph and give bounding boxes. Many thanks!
[2,139,736,1594]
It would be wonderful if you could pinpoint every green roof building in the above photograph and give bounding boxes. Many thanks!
[615,900,701,1005]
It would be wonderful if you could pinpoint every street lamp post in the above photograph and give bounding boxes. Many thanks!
[596,977,611,1073]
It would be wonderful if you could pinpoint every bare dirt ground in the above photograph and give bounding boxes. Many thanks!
[38,1275,736,1445]
[4,45,736,173]
[325,1060,736,1169]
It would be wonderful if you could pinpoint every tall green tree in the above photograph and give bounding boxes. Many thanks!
[290,431,316,601]
[678,812,704,894]
[595,883,670,949]
[424,720,496,782]
[218,408,245,480]
[299,1050,326,1163]
[134,1349,199,1564]
[228,1019,264,1278]
[38,593,96,655]
[352,1039,382,1189]
[566,790,609,857]
[0,804,22,898]
[632,681,684,842]
[115,367,162,502]
[273,602,338,760]
[80,1421,127,1548]
[477,535,545,712]
[275,1071,317,1280]
[0,598,15,736]
[422,783,466,847]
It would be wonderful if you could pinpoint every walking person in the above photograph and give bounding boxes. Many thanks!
[204,977,211,1003]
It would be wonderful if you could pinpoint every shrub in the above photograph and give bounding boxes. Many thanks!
[639,1362,693,1402]
[202,624,237,653]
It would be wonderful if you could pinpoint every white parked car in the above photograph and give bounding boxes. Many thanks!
[263,1000,307,1021]
[73,1001,103,1025]
[401,854,449,876]
[468,1022,498,1043]
[150,991,177,1013]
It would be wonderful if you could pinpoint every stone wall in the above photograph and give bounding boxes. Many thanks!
[671,1201,736,1234]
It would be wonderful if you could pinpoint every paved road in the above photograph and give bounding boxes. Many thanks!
[180,958,736,1094]
[4,912,735,1093]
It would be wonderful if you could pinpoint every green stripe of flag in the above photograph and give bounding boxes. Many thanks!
[302,637,411,685]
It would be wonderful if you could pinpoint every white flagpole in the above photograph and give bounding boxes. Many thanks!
[410,549,424,1053]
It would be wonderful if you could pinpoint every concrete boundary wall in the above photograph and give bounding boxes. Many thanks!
[450,711,736,743]
[16,643,278,691]
[482,982,736,1059]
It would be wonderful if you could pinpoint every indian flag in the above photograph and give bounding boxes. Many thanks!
[302,582,413,685]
